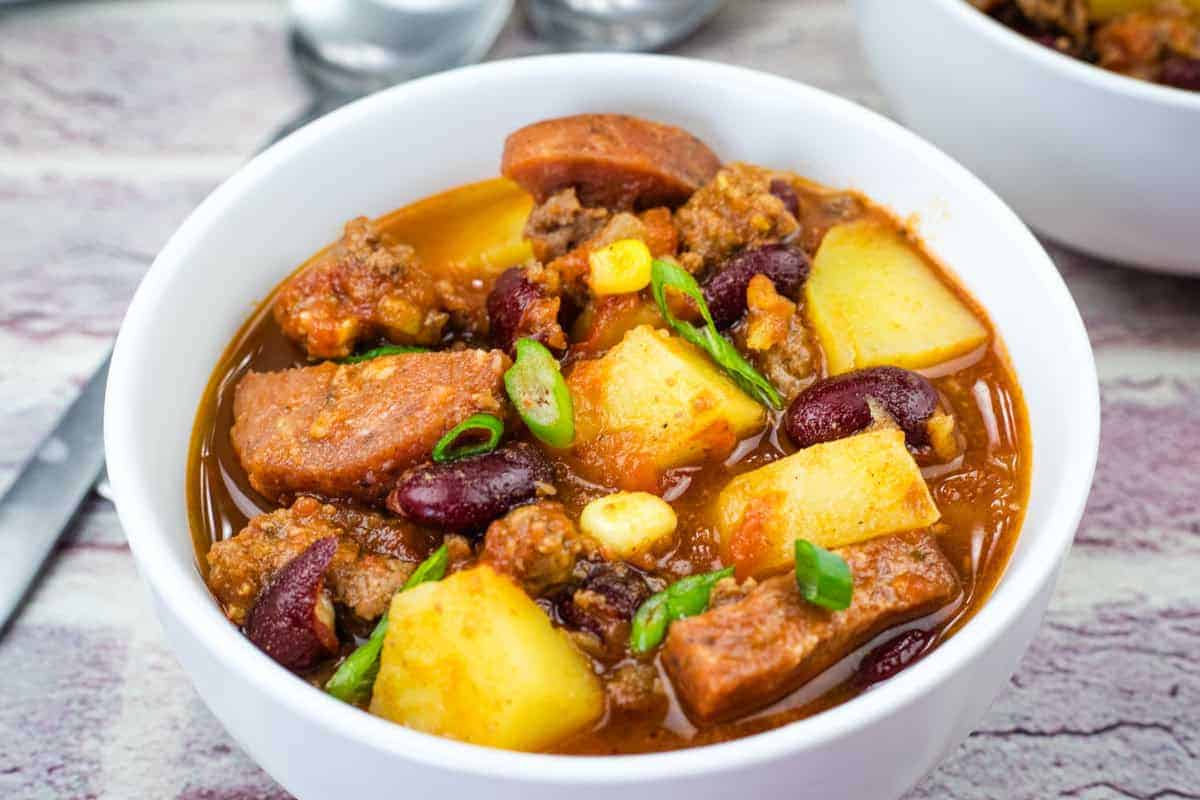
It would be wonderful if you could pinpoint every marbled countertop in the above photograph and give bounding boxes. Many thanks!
[1,1,1197,798]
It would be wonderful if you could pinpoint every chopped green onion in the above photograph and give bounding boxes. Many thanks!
[431,413,504,463]
[794,540,853,611]
[629,566,735,655]
[649,259,782,409]
[340,344,428,364]
[402,543,450,591]
[629,594,670,656]
[324,544,449,704]
[504,338,575,448]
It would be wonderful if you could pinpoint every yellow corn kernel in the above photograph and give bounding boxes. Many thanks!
[579,491,677,561]
[588,238,653,296]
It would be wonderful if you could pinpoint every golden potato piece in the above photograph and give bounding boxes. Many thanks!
[369,566,603,751]
[805,219,988,375]
[715,429,941,576]
[567,325,767,491]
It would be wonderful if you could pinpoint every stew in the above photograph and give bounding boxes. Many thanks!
[971,0,1200,90]
[188,113,1030,754]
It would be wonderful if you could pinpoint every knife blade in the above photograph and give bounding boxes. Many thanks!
[0,352,109,632]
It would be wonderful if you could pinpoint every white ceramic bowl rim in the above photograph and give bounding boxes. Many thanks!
[105,53,1099,785]
[936,0,1200,108]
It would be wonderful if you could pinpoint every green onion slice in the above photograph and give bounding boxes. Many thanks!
[431,413,504,463]
[401,543,450,591]
[793,539,853,611]
[649,259,782,409]
[629,566,735,655]
[503,338,575,448]
[629,594,670,656]
[324,544,449,704]
[340,344,428,364]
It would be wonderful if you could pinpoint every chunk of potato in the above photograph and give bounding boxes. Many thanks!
[715,429,941,576]
[369,565,603,751]
[805,219,988,375]
[1088,0,1200,19]
[580,491,678,561]
[567,325,768,491]
[378,177,533,284]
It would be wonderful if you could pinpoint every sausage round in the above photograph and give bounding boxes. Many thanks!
[501,114,722,210]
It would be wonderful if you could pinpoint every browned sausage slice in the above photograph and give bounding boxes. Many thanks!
[501,114,721,209]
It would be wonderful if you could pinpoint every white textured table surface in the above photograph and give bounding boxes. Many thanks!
[1,2,1197,798]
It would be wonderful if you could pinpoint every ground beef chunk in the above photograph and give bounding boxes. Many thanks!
[524,188,611,263]
[274,217,448,359]
[558,561,655,661]
[738,309,818,403]
[231,349,509,504]
[605,662,667,716]
[479,501,591,596]
[1014,0,1089,41]
[206,496,439,625]
[661,531,961,723]
[502,113,722,209]
[675,163,801,271]
[974,0,1089,46]
[1094,4,1200,83]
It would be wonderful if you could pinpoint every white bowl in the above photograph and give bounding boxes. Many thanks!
[105,54,1099,800]
[854,0,1200,276]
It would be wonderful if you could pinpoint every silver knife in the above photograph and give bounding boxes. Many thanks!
[0,352,109,630]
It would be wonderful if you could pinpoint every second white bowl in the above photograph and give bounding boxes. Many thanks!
[855,0,1200,275]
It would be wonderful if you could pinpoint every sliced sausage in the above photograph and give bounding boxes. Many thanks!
[661,531,960,723]
[501,114,722,210]
[231,350,510,504]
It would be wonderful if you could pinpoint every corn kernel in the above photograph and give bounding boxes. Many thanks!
[588,238,653,296]
[579,491,677,561]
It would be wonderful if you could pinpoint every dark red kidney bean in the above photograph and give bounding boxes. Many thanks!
[856,628,931,687]
[558,561,653,643]
[1161,56,1200,92]
[487,267,543,354]
[388,442,553,532]
[245,537,339,672]
[784,366,938,449]
[702,244,811,329]
[768,178,801,218]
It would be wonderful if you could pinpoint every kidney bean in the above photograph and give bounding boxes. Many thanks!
[702,244,810,329]
[558,561,653,646]
[769,178,801,218]
[388,442,554,532]
[245,537,339,672]
[783,366,938,449]
[1162,56,1200,92]
[487,267,543,354]
[856,628,931,687]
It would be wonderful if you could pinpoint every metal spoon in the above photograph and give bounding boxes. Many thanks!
[0,3,513,634]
